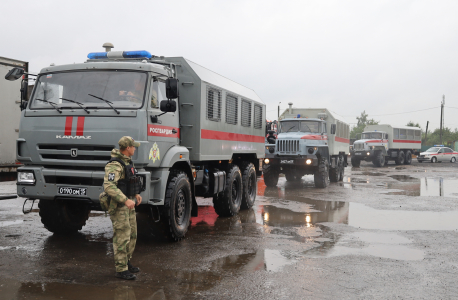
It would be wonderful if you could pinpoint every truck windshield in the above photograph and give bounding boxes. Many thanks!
[30,71,147,110]
[279,121,320,133]
[361,132,383,139]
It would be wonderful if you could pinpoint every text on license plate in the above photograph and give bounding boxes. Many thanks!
[280,160,294,164]
[355,153,361,155]
[58,187,87,196]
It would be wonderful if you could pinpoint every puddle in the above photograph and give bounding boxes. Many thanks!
[308,231,424,261]
[262,202,349,228]
[0,220,23,227]
[361,172,386,176]
[386,177,458,197]
[348,202,458,230]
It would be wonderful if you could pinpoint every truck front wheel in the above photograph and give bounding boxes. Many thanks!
[351,156,361,167]
[38,200,90,234]
[213,164,242,217]
[404,151,412,165]
[162,170,192,242]
[372,151,385,167]
[314,158,329,188]
[263,165,279,187]
[241,162,257,209]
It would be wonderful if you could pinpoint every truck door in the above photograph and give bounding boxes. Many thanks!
[146,79,180,166]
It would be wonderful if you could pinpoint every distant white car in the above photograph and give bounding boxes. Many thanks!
[417,146,458,163]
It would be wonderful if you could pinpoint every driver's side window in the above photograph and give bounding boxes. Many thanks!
[150,80,166,109]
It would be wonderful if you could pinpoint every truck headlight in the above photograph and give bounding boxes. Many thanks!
[366,152,370,155]
[306,159,312,165]
[264,158,270,164]
[18,171,35,184]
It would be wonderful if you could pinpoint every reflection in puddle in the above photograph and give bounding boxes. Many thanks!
[360,171,386,176]
[349,202,458,230]
[308,232,424,261]
[386,177,458,197]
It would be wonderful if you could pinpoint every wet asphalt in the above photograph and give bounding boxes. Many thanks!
[1,161,458,299]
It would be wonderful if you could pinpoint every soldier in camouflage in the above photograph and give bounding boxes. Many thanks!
[103,136,142,280]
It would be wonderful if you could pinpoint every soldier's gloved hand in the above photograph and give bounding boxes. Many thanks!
[135,194,142,206]
[125,199,135,209]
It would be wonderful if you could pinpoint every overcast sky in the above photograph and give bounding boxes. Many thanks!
[2,0,457,131]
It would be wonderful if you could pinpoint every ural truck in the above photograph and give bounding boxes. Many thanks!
[7,44,265,241]
[0,56,28,180]
[262,106,349,187]
[350,124,421,167]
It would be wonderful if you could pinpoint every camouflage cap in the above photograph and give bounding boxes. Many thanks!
[118,136,140,148]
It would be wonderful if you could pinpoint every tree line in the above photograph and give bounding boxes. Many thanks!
[350,111,457,146]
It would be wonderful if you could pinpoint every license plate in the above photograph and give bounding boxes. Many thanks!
[355,153,361,155]
[280,160,294,164]
[58,187,87,196]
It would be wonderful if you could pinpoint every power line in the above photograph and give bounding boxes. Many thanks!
[368,107,438,116]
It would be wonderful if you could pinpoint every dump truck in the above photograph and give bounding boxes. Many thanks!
[262,105,349,187]
[350,124,421,167]
[0,56,29,180]
[7,43,265,241]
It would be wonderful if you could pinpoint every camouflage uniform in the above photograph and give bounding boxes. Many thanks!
[103,147,139,273]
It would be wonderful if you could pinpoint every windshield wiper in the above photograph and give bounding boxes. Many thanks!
[60,98,90,114]
[88,94,120,115]
[35,99,62,113]
[286,126,297,133]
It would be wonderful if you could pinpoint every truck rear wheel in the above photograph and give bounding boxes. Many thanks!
[213,164,242,217]
[241,162,257,209]
[372,151,385,167]
[314,158,329,188]
[395,151,405,165]
[263,165,279,187]
[38,200,90,234]
[404,151,412,165]
[351,156,361,167]
[162,170,192,242]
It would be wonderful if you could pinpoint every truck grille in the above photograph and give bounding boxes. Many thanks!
[354,143,364,150]
[38,144,113,162]
[276,139,300,154]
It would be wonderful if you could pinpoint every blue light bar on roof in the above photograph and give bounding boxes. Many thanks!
[434,145,444,147]
[87,50,152,59]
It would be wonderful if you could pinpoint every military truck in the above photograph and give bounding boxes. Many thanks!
[7,43,265,241]
[262,106,349,187]
[350,124,421,167]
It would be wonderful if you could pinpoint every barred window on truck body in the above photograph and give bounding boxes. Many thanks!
[207,86,221,121]
[226,93,238,125]
[254,104,262,129]
[241,99,252,127]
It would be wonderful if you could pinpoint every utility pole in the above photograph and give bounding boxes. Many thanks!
[424,121,429,144]
[440,95,444,145]
[278,102,281,119]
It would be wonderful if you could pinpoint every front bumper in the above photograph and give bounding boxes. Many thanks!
[351,150,374,159]
[16,166,168,207]
[417,156,432,162]
[266,155,319,167]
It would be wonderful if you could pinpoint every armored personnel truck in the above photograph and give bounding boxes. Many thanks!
[350,124,421,167]
[262,106,349,187]
[7,44,265,241]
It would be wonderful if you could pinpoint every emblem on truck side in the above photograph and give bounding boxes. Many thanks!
[70,148,78,157]
[149,142,160,163]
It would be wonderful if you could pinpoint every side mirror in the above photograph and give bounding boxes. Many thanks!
[385,134,388,139]
[160,100,177,113]
[5,67,25,81]
[165,78,179,99]
[330,124,336,135]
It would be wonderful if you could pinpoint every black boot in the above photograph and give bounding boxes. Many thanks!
[128,261,140,273]
[116,270,136,280]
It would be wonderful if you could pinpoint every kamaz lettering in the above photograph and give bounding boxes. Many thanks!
[56,135,92,139]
